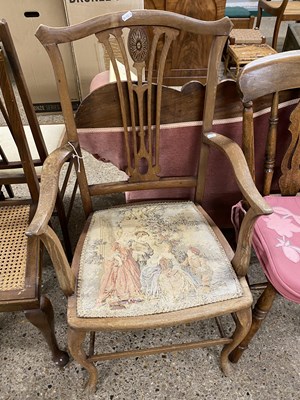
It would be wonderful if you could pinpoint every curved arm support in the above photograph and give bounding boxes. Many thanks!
[26,142,77,236]
[204,133,272,215]
[204,132,273,276]
[26,142,77,296]
[232,207,260,276]
[39,225,75,296]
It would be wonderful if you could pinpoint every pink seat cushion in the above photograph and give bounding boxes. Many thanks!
[253,195,300,303]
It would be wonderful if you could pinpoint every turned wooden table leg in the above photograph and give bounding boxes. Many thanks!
[24,295,69,367]
[229,283,277,363]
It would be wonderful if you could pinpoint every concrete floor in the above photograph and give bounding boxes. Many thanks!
[1,17,299,400]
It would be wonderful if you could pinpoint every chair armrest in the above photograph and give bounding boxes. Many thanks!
[204,132,272,276]
[26,142,77,296]
[204,132,272,215]
[26,142,76,236]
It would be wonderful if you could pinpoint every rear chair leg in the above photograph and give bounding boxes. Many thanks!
[229,283,277,363]
[25,295,69,367]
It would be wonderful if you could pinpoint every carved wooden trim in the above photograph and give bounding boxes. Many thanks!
[128,27,149,63]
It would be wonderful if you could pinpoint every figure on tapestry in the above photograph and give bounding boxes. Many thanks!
[97,242,142,307]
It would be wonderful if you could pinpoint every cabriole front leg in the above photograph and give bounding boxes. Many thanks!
[24,295,69,367]
[68,327,98,393]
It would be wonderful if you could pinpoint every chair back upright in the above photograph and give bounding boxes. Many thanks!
[237,50,300,197]
[0,19,49,203]
[0,47,39,203]
[35,10,233,216]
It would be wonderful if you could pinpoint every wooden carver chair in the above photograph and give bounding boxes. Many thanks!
[28,10,272,392]
[0,41,69,367]
[229,50,300,363]
[0,19,74,260]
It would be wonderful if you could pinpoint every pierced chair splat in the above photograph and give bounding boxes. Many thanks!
[28,10,271,392]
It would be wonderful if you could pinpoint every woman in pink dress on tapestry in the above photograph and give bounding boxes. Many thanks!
[97,242,142,307]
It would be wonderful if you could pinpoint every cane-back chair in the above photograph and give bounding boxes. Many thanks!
[229,50,300,363]
[28,10,271,392]
[0,36,69,366]
[0,19,74,260]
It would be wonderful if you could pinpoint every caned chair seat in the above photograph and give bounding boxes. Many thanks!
[0,203,69,365]
[225,43,277,78]
[0,205,30,295]
[229,43,277,62]
[252,196,300,303]
[76,202,243,319]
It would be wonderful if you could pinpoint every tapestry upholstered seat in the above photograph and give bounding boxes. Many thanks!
[77,201,242,319]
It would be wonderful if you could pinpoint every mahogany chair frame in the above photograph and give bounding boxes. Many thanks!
[0,46,69,367]
[28,10,271,392]
[229,50,300,362]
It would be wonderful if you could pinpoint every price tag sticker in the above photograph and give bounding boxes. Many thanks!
[122,11,133,21]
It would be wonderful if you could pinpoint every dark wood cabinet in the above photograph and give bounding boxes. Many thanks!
[144,0,226,85]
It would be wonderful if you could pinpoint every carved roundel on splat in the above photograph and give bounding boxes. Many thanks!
[128,27,149,63]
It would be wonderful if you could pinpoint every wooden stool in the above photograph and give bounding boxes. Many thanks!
[225,43,277,78]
